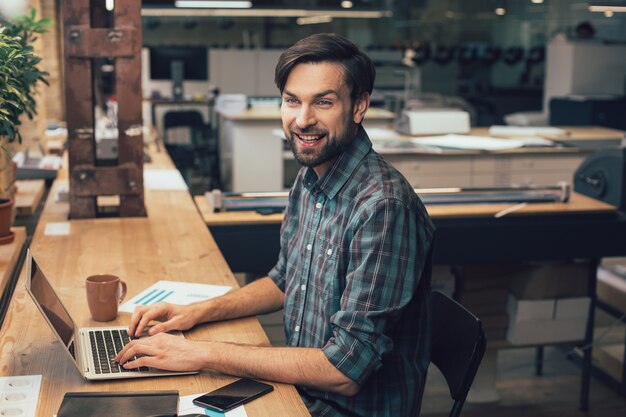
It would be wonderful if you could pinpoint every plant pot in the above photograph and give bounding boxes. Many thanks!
[0,198,15,245]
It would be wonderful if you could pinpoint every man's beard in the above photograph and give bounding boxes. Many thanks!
[285,122,357,169]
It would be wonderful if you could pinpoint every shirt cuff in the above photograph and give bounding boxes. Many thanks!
[321,331,381,386]
[268,267,286,292]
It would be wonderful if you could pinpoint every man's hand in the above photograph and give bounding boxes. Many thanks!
[128,302,201,337]
[114,333,207,372]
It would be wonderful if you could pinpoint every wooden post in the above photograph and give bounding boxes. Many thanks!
[63,0,145,218]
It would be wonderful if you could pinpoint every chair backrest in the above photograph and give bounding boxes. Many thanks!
[163,110,204,130]
[431,290,486,417]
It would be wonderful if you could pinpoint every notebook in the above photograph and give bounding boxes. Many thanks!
[24,250,197,381]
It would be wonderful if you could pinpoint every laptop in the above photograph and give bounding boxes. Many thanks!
[24,250,197,381]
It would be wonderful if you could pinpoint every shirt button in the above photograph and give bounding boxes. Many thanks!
[327,249,333,255]
[295,325,300,332]
[301,284,306,291]
[315,202,322,209]
[306,244,312,251]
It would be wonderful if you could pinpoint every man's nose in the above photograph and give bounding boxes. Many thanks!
[296,105,316,129]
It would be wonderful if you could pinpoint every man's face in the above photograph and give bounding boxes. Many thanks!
[280,62,367,177]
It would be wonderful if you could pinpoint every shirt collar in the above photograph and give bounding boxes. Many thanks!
[303,126,372,200]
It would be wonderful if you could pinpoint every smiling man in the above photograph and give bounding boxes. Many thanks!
[116,33,434,417]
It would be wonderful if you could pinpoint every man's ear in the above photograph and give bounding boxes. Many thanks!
[352,93,371,124]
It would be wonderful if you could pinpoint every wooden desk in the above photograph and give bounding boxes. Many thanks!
[194,191,625,272]
[0,153,309,416]
[15,180,45,216]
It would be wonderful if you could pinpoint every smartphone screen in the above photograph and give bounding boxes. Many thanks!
[192,378,274,412]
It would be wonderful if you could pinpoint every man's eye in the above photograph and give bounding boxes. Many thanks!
[283,97,298,104]
[317,99,332,106]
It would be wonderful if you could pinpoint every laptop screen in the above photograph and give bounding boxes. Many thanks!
[28,255,75,348]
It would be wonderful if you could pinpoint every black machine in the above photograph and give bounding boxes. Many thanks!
[574,146,626,211]
[550,96,626,130]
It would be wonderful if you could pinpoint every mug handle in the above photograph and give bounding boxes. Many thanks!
[118,280,128,304]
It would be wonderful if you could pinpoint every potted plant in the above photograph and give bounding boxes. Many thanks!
[0,8,50,244]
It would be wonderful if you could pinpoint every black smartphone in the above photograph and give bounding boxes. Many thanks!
[192,378,274,412]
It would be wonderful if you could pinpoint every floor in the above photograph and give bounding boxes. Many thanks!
[421,345,626,417]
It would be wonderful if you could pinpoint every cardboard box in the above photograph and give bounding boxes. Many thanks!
[458,288,509,307]
[597,267,626,313]
[506,295,590,345]
[593,344,624,382]
[454,263,520,291]
[508,261,589,300]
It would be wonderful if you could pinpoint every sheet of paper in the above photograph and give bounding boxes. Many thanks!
[44,222,70,236]
[488,125,568,137]
[0,375,42,417]
[411,134,526,151]
[119,280,231,313]
[179,393,248,417]
[144,169,188,191]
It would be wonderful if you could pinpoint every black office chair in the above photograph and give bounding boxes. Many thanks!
[162,110,219,186]
[431,290,487,417]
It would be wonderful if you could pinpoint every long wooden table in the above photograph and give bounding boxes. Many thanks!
[0,150,309,416]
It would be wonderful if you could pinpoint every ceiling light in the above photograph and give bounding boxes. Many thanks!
[106,0,115,11]
[175,1,253,8]
[341,1,353,8]
[531,0,543,4]
[605,9,615,15]
[495,7,506,15]
[297,15,333,25]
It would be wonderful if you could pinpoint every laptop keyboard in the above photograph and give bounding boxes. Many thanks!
[88,329,150,374]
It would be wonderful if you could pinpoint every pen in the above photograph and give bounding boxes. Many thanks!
[494,202,528,218]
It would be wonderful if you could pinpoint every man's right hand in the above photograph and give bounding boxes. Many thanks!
[128,302,202,338]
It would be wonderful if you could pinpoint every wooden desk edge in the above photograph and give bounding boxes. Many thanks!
[0,227,26,300]
[195,192,617,226]
[15,180,46,216]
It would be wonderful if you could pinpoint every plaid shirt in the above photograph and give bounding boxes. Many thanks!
[269,127,435,417]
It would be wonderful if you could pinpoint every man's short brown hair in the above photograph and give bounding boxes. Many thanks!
[275,33,376,104]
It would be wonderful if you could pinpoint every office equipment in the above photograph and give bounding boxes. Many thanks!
[0,375,41,417]
[543,39,626,114]
[206,183,570,213]
[24,250,196,380]
[431,290,486,417]
[119,280,231,313]
[395,109,470,135]
[56,390,178,417]
[574,148,626,211]
[550,96,626,130]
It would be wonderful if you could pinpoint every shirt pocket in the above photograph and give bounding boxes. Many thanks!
[311,237,342,302]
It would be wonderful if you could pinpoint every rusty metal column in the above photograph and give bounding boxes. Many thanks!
[63,0,145,218]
